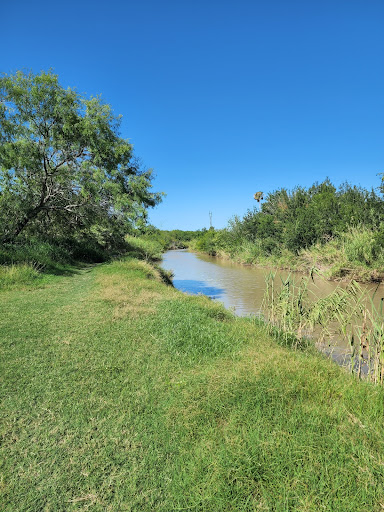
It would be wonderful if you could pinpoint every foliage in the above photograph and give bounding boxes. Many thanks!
[0,263,41,289]
[298,226,384,282]
[193,228,219,254]
[0,69,163,248]
[140,226,206,250]
[0,240,71,267]
[124,235,164,261]
[191,179,384,280]
[342,226,383,265]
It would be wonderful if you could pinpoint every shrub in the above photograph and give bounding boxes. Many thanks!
[0,241,72,269]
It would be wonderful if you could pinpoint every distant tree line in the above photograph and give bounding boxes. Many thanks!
[140,226,206,250]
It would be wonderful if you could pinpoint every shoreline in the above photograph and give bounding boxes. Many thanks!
[189,247,384,284]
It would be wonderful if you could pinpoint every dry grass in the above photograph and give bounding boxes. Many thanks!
[96,259,172,318]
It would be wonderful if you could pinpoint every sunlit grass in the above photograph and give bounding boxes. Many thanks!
[0,263,41,289]
[1,258,384,510]
[124,234,164,261]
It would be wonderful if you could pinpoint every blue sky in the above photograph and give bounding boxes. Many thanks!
[2,0,383,230]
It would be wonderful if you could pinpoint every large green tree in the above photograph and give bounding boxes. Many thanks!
[0,70,162,243]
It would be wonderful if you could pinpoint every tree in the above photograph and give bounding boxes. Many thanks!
[0,70,163,243]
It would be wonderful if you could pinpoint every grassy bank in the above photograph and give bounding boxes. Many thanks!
[190,226,384,283]
[1,257,384,510]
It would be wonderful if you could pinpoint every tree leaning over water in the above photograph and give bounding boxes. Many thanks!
[0,70,163,244]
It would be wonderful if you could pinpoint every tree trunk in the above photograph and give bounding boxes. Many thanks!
[2,206,43,243]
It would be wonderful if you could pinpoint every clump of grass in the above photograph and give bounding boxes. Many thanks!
[342,226,384,266]
[0,263,41,289]
[114,258,163,279]
[298,226,384,282]
[332,283,384,384]
[0,240,72,269]
[365,296,384,384]
[262,271,350,349]
[235,240,265,264]
[124,235,164,261]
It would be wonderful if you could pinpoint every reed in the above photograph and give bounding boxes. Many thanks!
[263,272,384,385]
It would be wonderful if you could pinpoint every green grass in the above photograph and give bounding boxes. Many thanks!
[0,239,107,291]
[192,226,384,283]
[0,235,166,291]
[0,240,73,267]
[1,258,384,510]
[0,263,41,289]
[299,227,384,282]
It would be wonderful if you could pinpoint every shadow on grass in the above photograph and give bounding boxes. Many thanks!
[44,262,97,277]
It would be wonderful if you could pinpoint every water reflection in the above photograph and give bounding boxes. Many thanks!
[172,280,225,299]
[162,250,384,317]
[161,249,269,316]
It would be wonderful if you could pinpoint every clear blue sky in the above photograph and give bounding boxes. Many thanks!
[2,0,383,230]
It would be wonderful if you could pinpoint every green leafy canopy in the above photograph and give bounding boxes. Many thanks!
[0,69,163,242]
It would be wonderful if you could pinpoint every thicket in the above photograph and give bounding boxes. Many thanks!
[193,179,384,279]
[0,70,162,270]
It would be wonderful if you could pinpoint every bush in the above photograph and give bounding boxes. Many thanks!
[70,241,109,263]
[0,241,72,269]
[194,229,218,255]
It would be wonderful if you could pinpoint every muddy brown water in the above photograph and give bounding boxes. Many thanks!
[161,250,384,370]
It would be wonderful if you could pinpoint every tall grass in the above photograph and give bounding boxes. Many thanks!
[0,240,72,268]
[263,272,384,384]
[263,271,354,348]
[0,240,82,290]
[0,263,41,289]
[299,226,384,282]
[124,235,164,261]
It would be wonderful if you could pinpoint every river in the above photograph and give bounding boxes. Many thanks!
[161,249,384,369]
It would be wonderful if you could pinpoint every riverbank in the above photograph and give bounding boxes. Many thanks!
[2,256,384,510]
[190,243,384,284]
[187,179,384,284]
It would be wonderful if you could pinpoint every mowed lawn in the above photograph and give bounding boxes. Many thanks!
[1,259,384,511]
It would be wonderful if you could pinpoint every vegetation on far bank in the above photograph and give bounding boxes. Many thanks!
[2,256,384,511]
[189,179,384,282]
